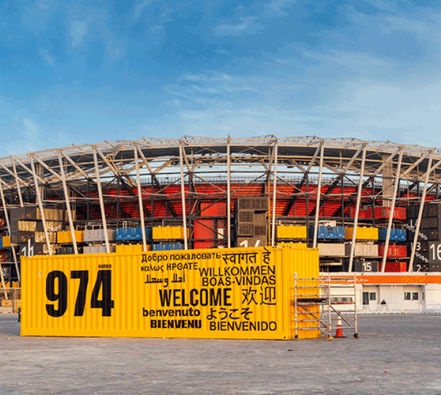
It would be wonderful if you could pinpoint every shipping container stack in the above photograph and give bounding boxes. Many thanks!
[9,207,67,257]
[374,207,408,273]
[83,225,116,254]
[152,226,186,251]
[406,202,441,272]
[308,221,345,271]
[56,230,85,255]
[234,197,268,248]
[115,224,152,250]
[193,202,227,249]
[343,227,379,272]
[275,225,307,247]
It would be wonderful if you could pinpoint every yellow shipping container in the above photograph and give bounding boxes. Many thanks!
[21,246,319,340]
[277,226,307,239]
[57,231,85,244]
[2,236,11,247]
[115,245,150,254]
[277,243,308,248]
[18,221,37,232]
[1,299,12,307]
[152,226,188,240]
[35,232,57,244]
[345,227,378,240]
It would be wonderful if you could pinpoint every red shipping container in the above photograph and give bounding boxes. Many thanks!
[194,219,215,249]
[374,207,406,220]
[379,261,407,272]
[378,245,407,258]
[350,208,370,219]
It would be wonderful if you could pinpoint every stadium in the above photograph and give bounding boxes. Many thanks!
[1,135,441,314]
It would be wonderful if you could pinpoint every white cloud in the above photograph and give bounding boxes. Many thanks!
[133,0,152,20]
[39,48,54,66]
[70,21,87,47]
[214,16,263,37]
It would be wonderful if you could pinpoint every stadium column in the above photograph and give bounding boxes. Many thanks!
[409,152,438,272]
[29,155,52,256]
[179,140,188,250]
[134,143,147,252]
[11,158,24,207]
[227,136,231,248]
[93,147,111,253]
[381,148,404,272]
[348,144,367,273]
[271,140,278,247]
[57,151,78,254]
[313,141,324,248]
[0,180,13,295]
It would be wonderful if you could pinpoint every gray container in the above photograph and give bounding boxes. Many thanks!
[318,243,345,257]
[84,245,116,254]
[84,228,116,243]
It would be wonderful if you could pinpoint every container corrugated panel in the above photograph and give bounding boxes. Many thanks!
[237,224,254,236]
[237,211,254,223]
[21,246,319,340]
[194,219,215,250]
[378,245,407,258]
[277,243,308,248]
[201,202,226,216]
[277,226,307,239]
[424,203,441,218]
[17,221,37,232]
[84,229,116,243]
[309,226,345,240]
[115,228,152,241]
[84,245,116,254]
[373,207,406,220]
[57,231,85,244]
[11,231,35,244]
[2,236,11,247]
[345,227,378,240]
[35,232,57,244]
[115,245,146,254]
[152,243,183,251]
[152,227,188,240]
[377,229,406,241]
[344,244,379,257]
[318,243,345,257]
[421,217,441,229]
[379,261,407,272]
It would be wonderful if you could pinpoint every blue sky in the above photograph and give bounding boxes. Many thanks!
[1,0,440,156]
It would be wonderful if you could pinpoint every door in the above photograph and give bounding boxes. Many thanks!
[362,292,369,305]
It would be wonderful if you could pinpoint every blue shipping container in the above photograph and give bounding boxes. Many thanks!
[153,243,183,251]
[378,228,406,242]
[0,238,2,249]
[309,226,345,240]
[116,227,152,241]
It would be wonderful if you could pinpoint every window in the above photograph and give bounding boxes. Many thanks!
[369,292,376,301]
[412,292,419,301]
[404,292,411,300]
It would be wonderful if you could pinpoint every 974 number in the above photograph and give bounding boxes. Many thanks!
[46,270,114,318]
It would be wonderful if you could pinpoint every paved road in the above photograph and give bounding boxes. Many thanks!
[0,314,440,394]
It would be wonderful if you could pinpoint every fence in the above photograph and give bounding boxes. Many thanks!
[358,303,441,314]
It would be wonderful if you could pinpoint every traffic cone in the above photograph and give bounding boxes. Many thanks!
[334,316,346,338]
